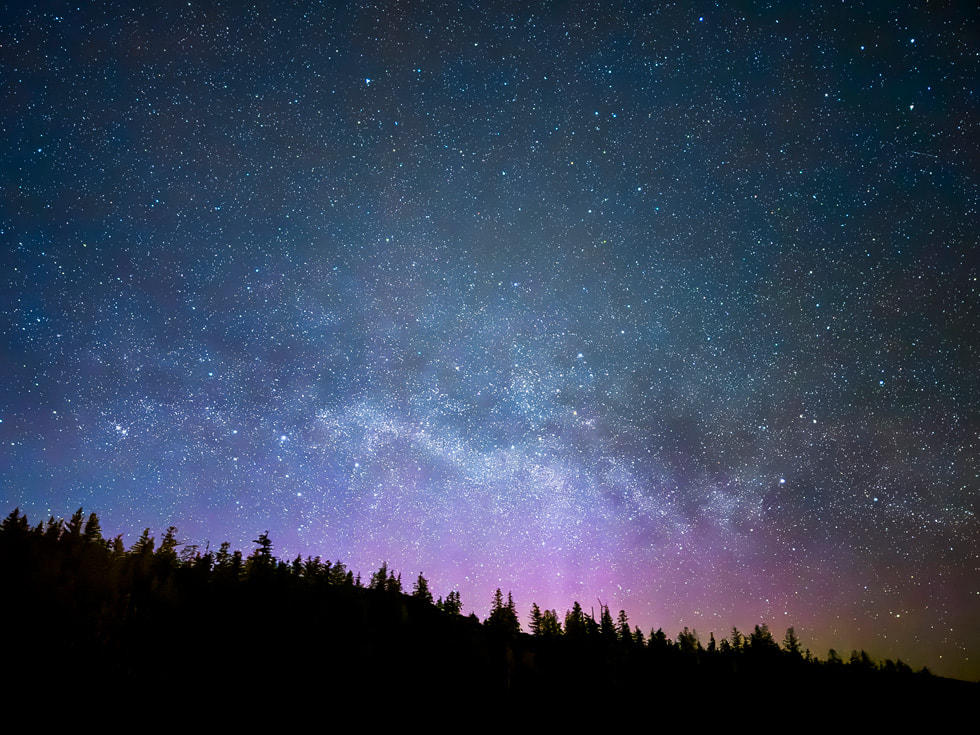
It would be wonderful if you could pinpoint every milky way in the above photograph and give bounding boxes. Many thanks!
[1,2,977,678]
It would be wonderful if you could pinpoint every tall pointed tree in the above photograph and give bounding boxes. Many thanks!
[439,590,462,615]
[617,609,631,643]
[412,573,433,604]
[783,627,802,657]
[487,589,520,636]
[600,605,617,642]
[246,531,274,579]
[131,528,155,556]
[82,512,104,545]
[565,602,587,639]
[530,602,543,636]
[369,562,390,590]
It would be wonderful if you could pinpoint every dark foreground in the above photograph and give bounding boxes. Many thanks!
[3,509,974,721]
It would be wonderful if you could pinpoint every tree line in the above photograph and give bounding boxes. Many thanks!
[1,507,972,713]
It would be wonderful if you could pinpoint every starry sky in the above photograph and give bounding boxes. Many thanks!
[2,1,977,679]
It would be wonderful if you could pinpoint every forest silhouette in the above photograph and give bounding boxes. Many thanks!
[2,507,974,718]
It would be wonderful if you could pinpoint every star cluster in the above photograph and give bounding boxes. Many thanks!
[1,2,977,678]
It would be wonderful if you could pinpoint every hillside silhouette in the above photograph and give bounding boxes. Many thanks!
[2,508,974,719]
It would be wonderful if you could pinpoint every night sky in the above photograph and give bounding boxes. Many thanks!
[2,2,977,679]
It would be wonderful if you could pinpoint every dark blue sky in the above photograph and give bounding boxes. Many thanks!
[1,2,976,678]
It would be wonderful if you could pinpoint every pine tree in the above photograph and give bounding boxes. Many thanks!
[439,590,462,615]
[583,609,599,639]
[329,560,349,586]
[617,609,631,642]
[109,535,125,556]
[304,556,323,580]
[412,573,434,604]
[750,624,778,653]
[44,516,63,540]
[565,602,587,638]
[487,589,520,635]
[677,626,700,654]
[131,528,155,556]
[650,627,670,651]
[783,627,802,657]
[246,532,274,579]
[158,526,179,563]
[369,562,389,590]
[252,532,273,562]
[729,626,743,653]
[82,512,103,545]
[600,605,617,642]
[490,588,504,615]
[531,608,562,637]
[1,508,29,534]
[507,592,518,620]
[65,508,85,539]
[633,625,645,646]
[230,550,243,578]
[530,602,543,635]
[215,541,230,566]
[388,570,402,594]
